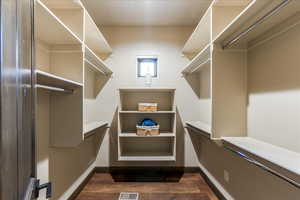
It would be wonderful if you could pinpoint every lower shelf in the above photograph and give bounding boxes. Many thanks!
[119,133,175,137]
[119,155,176,161]
[84,121,108,139]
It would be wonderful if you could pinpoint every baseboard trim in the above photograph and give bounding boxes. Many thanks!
[67,167,96,200]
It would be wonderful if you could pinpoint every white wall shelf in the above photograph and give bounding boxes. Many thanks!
[182,44,211,75]
[84,46,112,75]
[36,0,82,45]
[222,137,300,186]
[36,70,83,90]
[83,121,108,139]
[84,11,112,54]
[182,7,212,54]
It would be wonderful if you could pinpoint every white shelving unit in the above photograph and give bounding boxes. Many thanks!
[118,88,177,162]
[184,0,300,188]
[35,0,112,148]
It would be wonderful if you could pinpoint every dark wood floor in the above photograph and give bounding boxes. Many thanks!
[75,173,219,200]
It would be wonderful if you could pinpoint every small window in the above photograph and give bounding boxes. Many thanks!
[137,57,158,78]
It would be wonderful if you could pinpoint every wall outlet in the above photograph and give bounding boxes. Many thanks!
[224,170,230,183]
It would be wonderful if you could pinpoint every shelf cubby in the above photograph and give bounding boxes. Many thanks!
[119,137,175,161]
[119,88,175,111]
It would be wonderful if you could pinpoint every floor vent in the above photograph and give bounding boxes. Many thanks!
[119,192,139,200]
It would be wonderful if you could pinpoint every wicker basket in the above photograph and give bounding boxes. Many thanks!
[136,125,160,136]
[138,103,157,112]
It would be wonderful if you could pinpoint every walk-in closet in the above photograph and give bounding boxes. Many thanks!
[0,0,300,200]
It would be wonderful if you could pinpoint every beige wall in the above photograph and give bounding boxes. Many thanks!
[95,26,202,167]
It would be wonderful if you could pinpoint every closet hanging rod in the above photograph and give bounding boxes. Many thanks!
[222,0,292,49]
[36,84,74,94]
[224,145,300,189]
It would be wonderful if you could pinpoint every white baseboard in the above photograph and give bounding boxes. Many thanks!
[198,162,235,200]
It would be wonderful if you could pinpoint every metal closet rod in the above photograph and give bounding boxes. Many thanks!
[224,145,300,189]
[36,84,74,94]
[222,0,292,49]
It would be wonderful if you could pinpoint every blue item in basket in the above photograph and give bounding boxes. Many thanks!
[138,119,157,126]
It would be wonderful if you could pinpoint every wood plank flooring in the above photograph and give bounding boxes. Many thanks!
[75,173,219,200]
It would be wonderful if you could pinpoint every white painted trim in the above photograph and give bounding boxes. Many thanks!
[198,162,235,200]
[57,162,96,200]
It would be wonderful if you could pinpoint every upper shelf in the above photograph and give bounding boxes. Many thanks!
[35,0,82,45]
[182,7,212,54]
[182,44,211,75]
[36,70,83,90]
[214,0,300,49]
[84,11,112,54]
[84,46,112,75]
[222,137,300,186]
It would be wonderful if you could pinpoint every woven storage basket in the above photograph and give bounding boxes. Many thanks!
[136,125,160,136]
[138,103,157,112]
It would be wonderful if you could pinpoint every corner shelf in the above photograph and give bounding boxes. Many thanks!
[36,0,82,45]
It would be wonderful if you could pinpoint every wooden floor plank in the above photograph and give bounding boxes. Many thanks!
[75,173,219,200]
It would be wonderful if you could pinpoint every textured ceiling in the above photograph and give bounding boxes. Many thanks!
[81,0,214,26]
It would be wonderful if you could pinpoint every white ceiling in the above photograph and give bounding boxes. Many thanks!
[81,0,214,26]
